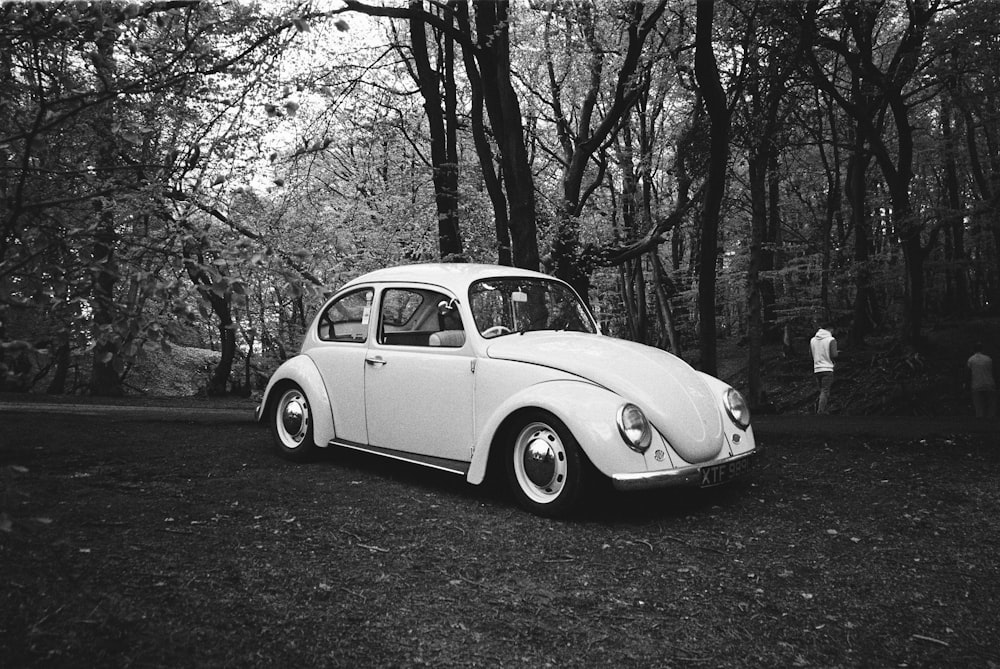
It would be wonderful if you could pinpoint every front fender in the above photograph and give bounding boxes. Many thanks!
[466,379,645,485]
[694,372,756,457]
[257,355,336,447]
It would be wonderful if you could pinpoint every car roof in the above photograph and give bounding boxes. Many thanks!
[339,263,556,294]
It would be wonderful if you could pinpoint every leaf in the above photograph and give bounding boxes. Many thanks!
[334,19,349,31]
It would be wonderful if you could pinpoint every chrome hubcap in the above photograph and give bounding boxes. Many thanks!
[277,390,309,447]
[282,400,304,436]
[524,437,556,487]
[514,422,567,503]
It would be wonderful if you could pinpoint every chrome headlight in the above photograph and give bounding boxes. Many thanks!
[617,403,652,453]
[724,388,751,429]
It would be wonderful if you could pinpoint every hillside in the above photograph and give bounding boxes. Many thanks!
[713,317,1000,417]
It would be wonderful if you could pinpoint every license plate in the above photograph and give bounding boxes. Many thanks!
[700,454,754,487]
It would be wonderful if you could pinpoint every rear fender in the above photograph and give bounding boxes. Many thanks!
[258,356,336,446]
[466,380,645,485]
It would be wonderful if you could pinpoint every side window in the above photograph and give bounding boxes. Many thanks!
[317,289,373,342]
[379,288,465,348]
[380,289,424,328]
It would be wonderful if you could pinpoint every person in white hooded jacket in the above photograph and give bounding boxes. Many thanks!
[810,326,838,414]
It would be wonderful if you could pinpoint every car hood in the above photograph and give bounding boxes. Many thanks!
[486,332,724,463]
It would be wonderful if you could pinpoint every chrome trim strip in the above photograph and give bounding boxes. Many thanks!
[328,439,471,476]
[611,451,757,492]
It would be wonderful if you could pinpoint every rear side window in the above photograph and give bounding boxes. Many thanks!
[317,289,373,342]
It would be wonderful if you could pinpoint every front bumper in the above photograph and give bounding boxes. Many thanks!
[610,450,758,492]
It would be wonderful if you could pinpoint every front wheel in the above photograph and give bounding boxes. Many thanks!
[270,384,318,462]
[506,411,588,517]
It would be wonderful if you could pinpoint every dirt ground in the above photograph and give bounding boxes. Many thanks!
[1,400,999,668]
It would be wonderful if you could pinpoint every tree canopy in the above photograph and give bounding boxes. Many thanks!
[2,0,998,404]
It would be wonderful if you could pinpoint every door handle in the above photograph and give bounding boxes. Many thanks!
[365,355,387,366]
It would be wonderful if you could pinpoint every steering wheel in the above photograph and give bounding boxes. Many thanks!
[482,325,512,338]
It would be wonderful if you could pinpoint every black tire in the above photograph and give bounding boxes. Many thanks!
[505,410,588,517]
[270,384,318,462]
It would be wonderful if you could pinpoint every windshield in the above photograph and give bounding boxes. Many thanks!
[469,278,597,338]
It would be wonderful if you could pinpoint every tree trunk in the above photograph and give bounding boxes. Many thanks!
[206,291,236,396]
[475,0,539,271]
[652,253,682,356]
[694,0,729,377]
[747,149,767,408]
[941,95,970,315]
[887,115,923,343]
[182,236,237,396]
[453,2,511,265]
[847,133,877,347]
[408,6,463,260]
[88,12,123,397]
[46,340,70,395]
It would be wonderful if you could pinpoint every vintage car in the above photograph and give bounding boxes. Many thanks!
[256,263,756,516]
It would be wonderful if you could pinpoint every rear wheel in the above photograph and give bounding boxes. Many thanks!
[270,384,317,461]
[506,411,587,517]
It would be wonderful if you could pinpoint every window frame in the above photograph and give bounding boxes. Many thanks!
[316,287,374,343]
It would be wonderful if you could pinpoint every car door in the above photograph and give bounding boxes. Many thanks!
[306,287,373,445]
[364,285,475,463]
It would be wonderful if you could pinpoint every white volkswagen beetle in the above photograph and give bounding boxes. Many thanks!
[257,263,756,516]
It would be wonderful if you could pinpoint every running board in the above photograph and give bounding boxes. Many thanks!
[328,439,470,476]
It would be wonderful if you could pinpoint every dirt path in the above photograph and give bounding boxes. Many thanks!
[3,393,995,438]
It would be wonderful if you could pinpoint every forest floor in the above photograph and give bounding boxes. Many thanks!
[709,315,1000,418]
[2,317,1000,668]
[1,404,998,668]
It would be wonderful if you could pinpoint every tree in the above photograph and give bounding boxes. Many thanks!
[937,2,1000,310]
[693,0,730,376]
[344,0,540,269]
[398,1,464,259]
[1,1,322,395]
[805,0,941,344]
[533,0,668,301]
[737,1,801,407]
